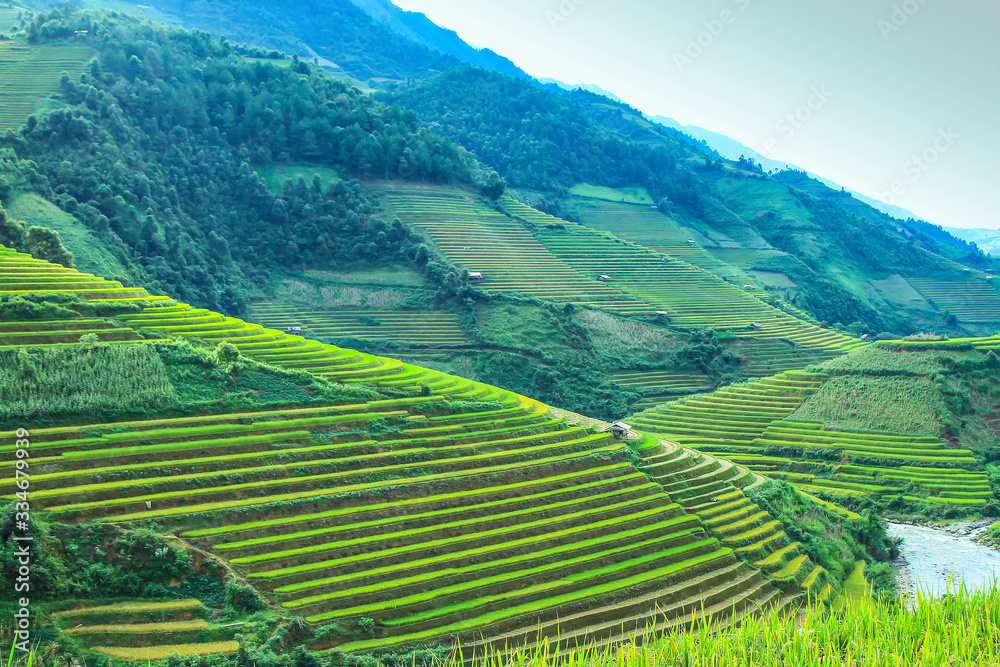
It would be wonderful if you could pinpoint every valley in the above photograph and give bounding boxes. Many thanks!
[0,2,997,666]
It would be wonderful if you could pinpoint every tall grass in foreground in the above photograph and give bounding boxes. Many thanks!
[456,585,1000,667]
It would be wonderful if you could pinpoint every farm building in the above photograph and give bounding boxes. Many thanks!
[744,284,755,291]
[598,274,611,282]
[861,334,873,342]
[687,239,697,246]
[467,272,484,283]
[286,326,303,333]
[605,421,634,440]
[749,322,764,331]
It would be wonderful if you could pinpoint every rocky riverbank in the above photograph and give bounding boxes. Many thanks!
[889,522,1000,598]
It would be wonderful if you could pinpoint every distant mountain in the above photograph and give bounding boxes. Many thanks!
[947,228,1000,255]
[651,116,927,223]
[347,0,532,80]
[537,79,625,103]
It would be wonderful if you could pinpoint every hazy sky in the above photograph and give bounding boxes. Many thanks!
[392,0,998,230]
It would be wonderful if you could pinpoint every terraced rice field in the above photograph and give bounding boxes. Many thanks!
[380,188,860,359]
[734,422,989,506]
[380,186,652,312]
[733,339,842,376]
[877,335,1000,352]
[612,371,713,410]
[0,245,531,404]
[248,303,468,347]
[51,599,239,660]
[506,203,861,354]
[10,398,787,652]
[631,371,991,508]
[0,41,93,131]
[634,440,828,602]
[0,318,144,347]
[906,278,1000,322]
[569,200,741,277]
[0,245,156,301]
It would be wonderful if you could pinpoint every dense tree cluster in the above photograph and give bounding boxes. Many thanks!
[3,7,472,313]
[388,68,705,211]
[0,205,74,266]
[129,0,464,81]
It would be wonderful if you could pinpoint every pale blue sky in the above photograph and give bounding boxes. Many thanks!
[392,0,999,229]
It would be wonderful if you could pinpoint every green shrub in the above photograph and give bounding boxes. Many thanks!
[226,577,266,614]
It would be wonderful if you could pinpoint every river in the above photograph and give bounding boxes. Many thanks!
[888,522,1000,596]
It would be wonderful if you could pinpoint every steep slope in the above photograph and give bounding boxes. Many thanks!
[0,247,848,657]
[389,68,998,335]
[377,184,863,358]
[1,7,473,313]
[632,347,1000,516]
[0,245,525,400]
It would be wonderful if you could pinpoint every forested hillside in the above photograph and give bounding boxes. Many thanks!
[388,68,999,336]
[21,0,996,339]
[1,6,474,312]
[0,2,999,665]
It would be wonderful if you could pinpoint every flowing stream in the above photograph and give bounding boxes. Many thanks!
[888,522,1000,596]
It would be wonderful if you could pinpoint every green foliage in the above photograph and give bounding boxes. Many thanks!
[160,351,363,414]
[215,341,241,367]
[746,481,897,590]
[0,505,67,601]
[864,561,900,600]
[0,344,177,423]
[462,299,649,418]
[0,205,26,248]
[25,225,73,267]
[0,293,77,320]
[225,577,265,614]
[0,206,74,267]
[0,519,195,601]
[791,375,948,436]
[0,293,144,320]
[6,7,473,314]
[822,346,986,376]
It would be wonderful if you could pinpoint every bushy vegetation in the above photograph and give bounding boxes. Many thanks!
[0,293,95,320]
[0,510,194,601]
[453,299,738,419]
[0,205,74,266]
[821,346,985,376]
[791,375,948,436]
[746,481,898,595]
[0,344,177,421]
[390,68,695,206]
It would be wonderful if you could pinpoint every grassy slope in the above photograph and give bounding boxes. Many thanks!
[569,184,654,205]
[5,193,130,279]
[252,164,341,192]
